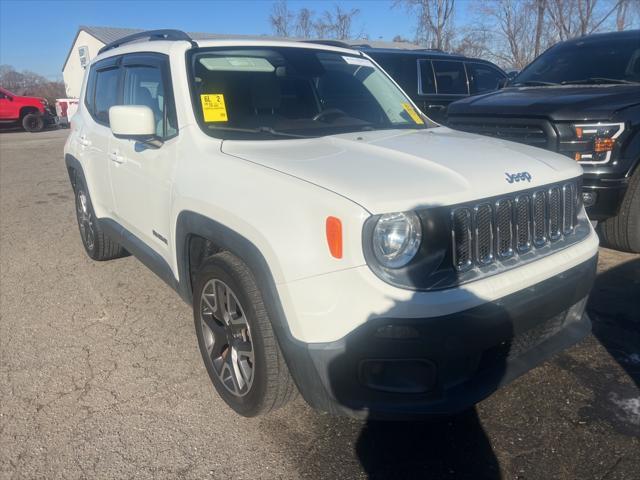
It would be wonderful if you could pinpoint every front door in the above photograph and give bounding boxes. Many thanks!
[108,53,178,263]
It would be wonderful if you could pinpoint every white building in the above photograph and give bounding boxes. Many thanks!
[62,25,421,98]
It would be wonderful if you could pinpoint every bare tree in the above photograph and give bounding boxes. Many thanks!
[395,0,456,50]
[295,7,314,38]
[270,0,293,37]
[615,0,639,29]
[546,0,623,39]
[534,0,547,56]
[0,65,65,103]
[314,5,361,39]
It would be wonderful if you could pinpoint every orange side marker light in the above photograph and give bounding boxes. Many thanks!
[326,216,343,259]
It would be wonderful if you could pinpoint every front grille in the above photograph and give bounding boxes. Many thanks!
[448,118,549,148]
[451,180,580,272]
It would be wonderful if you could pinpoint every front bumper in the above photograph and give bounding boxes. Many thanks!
[582,176,628,220]
[283,255,597,419]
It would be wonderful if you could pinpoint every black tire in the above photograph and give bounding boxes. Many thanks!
[598,167,640,253]
[22,113,44,132]
[74,171,127,261]
[193,251,297,416]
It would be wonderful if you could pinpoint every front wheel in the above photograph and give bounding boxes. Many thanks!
[598,167,640,253]
[193,251,297,416]
[22,113,44,132]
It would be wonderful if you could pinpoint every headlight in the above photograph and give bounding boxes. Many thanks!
[572,122,624,163]
[372,211,422,268]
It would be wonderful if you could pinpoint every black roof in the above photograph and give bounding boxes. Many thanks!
[358,47,503,69]
[561,28,640,46]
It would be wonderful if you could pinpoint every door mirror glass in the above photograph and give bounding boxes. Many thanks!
[109,105,160,146]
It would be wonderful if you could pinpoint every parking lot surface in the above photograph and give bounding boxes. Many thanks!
[1,129,639,479]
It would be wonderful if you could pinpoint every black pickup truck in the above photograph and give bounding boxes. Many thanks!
[447,30,640,253]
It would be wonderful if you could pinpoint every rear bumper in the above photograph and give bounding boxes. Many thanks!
[283,255,597,419]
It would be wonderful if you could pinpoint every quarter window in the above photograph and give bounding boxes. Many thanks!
[433,60,468,95]
[467,63,504,94]
[94,67,120,125]
[418,60,436,95]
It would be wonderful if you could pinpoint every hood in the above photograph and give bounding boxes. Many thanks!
[447,84,640,122]
[221,127,582,214]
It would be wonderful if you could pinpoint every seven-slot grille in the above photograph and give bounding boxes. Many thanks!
[451,181,580,271]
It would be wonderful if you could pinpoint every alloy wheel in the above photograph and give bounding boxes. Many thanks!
[199,279,255,397]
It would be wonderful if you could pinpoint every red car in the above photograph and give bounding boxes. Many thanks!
[0,86,57,132]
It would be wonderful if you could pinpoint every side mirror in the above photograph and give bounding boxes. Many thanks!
[497,78,508,89]
[109,105,162,147]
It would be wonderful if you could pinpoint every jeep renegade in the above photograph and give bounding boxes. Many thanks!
[64,30,599,418]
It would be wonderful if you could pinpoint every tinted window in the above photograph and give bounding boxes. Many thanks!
[123,65,177,138]
[467,63,504,94]
[514,35,640,85]
[371,54,413,93]
[433,60,468,94]
[94,67,120,125]
[418,60,436,94]
[190,48,428,140]
[84,68,96,113]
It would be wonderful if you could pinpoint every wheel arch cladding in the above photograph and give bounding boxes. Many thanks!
[64,154,83,191]
[174,210,328,406]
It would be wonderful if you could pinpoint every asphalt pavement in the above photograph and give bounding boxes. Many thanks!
[1,129,639,479]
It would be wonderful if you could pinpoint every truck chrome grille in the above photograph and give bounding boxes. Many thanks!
[451,180,581,272]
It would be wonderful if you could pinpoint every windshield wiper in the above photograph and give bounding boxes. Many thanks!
[512,80,560,87]
[207,125,310,138]
[561,77,639,85]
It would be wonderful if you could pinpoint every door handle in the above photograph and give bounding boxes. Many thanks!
[78,135,91,147]
[109,151,125,164]
[426,105,446,110]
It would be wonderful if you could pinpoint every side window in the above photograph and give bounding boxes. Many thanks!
[418,60,436,95]
[433,60,468,95]
[0,91,7,100]
[84,67,96,114]
[467,63,504,94]
[123,64,177,139]
[94,67,120,125]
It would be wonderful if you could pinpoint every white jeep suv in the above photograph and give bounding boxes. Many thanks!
[64,30,599,418]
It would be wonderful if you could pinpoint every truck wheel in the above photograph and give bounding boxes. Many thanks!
[74,172,127,261]
[193,251,297,416]
[598,167,640,253]
[22,113,44,132]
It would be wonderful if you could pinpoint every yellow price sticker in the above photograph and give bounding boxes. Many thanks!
[201,94,228,122]
[402,102,424,125]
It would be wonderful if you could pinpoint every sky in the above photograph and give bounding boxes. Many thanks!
[0,0,460,79]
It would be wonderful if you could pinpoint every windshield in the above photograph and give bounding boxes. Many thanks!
[512,35,640,86]
[188,47,431,139]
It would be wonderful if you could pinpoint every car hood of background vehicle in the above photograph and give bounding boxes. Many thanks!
[221,127,582,214]
[447,85,640,122]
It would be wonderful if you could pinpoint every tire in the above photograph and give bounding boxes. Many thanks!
[193,251,297,416]
[22,113,44,132]
[74,171,127,261]
[598,167,640,253]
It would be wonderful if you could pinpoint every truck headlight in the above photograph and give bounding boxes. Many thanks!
[372,211,422,268]
[572,122,624,163]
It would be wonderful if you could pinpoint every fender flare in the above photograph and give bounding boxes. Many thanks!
[174,210,330,408]
[64,154,83,191]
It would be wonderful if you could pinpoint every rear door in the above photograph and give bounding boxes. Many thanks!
[81,57,121,216]
[466,62,506,95]
[108,53,178,261]
[418,59,469,123]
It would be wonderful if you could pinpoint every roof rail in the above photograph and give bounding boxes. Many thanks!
[301,39,353,49]
[98,29,196,55]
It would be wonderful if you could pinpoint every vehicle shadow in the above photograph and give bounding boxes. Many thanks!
[326,281,515,479]
[588,256,640,388]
